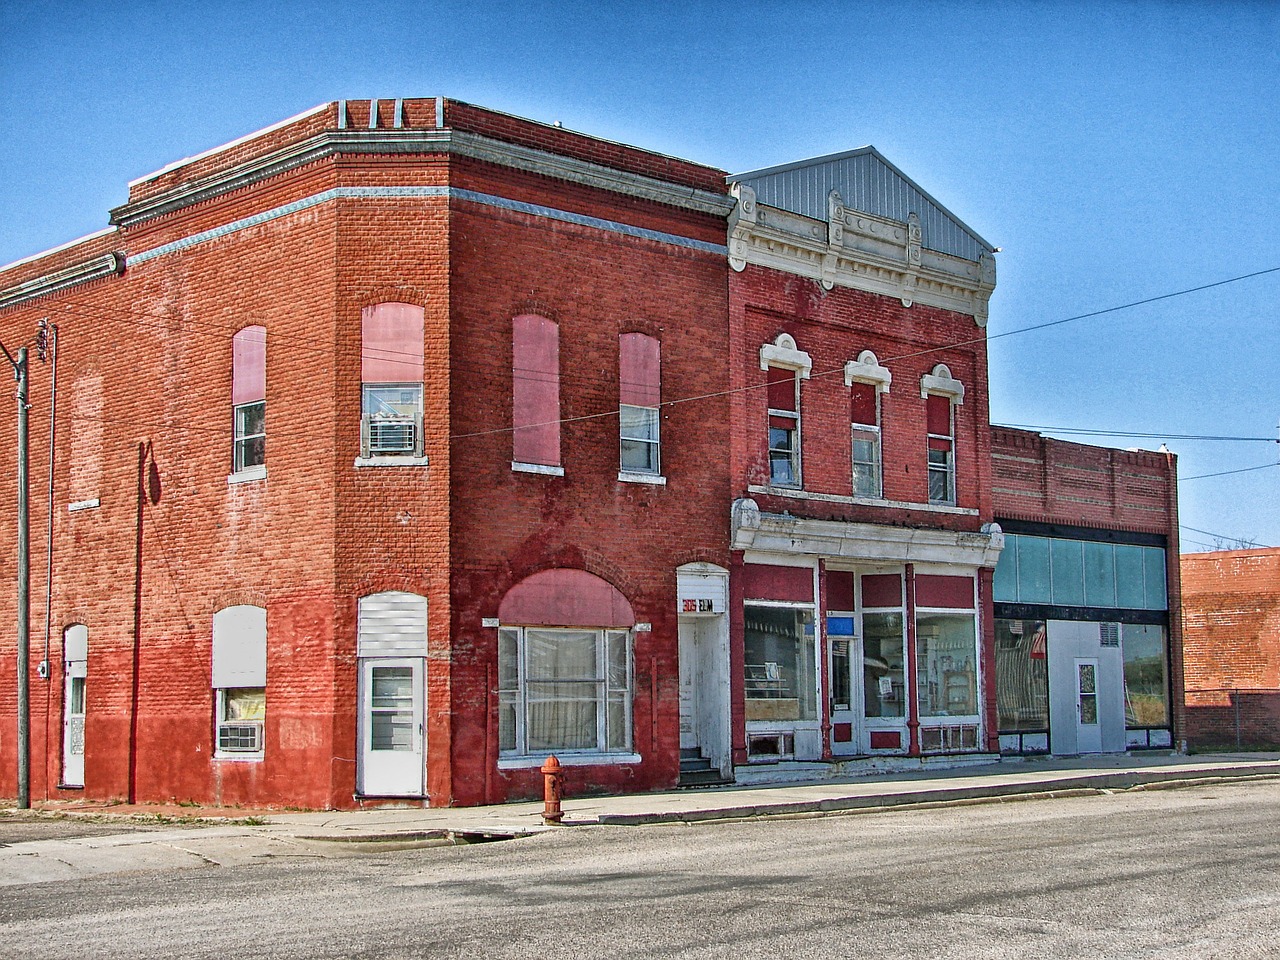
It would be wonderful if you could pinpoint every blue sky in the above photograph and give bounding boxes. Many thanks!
[2,0,1277,551]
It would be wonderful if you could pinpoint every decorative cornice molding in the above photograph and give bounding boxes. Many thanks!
[111,128,735,228]
[127,186,726,267]
[0,252,125,311]
[727,188,996,326]
[731,497,1004,567]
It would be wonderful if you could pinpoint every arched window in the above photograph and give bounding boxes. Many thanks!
[212,605,267,757]
[512,314,561,473]
[921,364,964,505]
[497,570,635,758]
[619,333,661,478]
[231,326,266,479]
[360,303,425,462]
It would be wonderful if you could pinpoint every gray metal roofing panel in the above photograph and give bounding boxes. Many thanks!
[729,147,993,261]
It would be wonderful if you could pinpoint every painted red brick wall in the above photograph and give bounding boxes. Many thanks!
[0,100,730,810]
[1182,549,1280,748]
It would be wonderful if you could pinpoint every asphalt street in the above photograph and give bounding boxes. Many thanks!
[2,779,1277,959]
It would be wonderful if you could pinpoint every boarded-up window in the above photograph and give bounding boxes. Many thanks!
[212,605,267,688]
[358,591,428,657]
[512,314,561,466]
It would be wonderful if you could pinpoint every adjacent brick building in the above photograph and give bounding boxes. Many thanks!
[0,98,1183,809]
[1181,549,1280,749]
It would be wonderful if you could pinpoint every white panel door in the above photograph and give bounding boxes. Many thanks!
[358,657,425,797]
[63,662,86,788]
[1075,658,1103,754]
[678,622,699,752]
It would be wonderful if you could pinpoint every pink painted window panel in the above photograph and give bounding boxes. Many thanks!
[826,571,856,611]
[915,575,975,610]
[498,569,635,627]
[850,382,877,426]
[743,564,814,602]
[767,366,797,411]
[361,303,425,383]
[861,574,904,609]
[232,326,266,405]
[926,394,952,437]
[619,333,660,408]
[512,314,561,466]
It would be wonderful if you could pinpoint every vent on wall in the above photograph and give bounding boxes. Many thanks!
[1100,623,1120,647]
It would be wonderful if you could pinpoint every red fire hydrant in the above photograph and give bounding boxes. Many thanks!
[541,754,565,824]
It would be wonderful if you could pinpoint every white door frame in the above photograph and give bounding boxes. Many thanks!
[1074,657,1102,754]
[357,656,425,797]
[827,624,861,756]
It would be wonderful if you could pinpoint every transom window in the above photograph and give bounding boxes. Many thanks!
[499,627,632,756]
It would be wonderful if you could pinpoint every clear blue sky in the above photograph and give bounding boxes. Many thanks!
[2,0,1277,552]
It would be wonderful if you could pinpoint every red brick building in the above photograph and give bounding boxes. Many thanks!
[1181,549,1280,749]
[0,99,1183,809]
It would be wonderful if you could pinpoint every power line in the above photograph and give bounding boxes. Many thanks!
[1181,462,1280,481]
[1179,523,1272,549]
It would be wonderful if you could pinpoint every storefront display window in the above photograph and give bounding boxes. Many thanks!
[1122,624,1168,726]
[744,606,816,722]
[995,618,1049,731]
[916,613,978,718]
[862,612,905,718]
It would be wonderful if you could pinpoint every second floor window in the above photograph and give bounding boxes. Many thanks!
[926,393,955,504]
[619,333,661,476]
[360,303,425,461]
[231,326,266,477]
[850,381,882,499]
[767,365,801,486]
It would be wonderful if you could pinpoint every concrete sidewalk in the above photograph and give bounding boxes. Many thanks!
[9,750,1278,844]
[3,751,1278,885]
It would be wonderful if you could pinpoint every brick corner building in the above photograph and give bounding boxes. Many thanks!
[0,98,1183,809]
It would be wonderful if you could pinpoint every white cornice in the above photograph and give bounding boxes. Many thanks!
[731,498,1004,567]
[111,128,734,228]
[0,252,125,311]
[728,186,996,326]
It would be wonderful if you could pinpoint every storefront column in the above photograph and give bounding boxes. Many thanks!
[905,563,920,756]
[818,560,831,761]
[979,567,999,753]
[729,552,748,766]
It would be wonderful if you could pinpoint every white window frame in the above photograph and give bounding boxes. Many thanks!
[767,373,802,488]
[232,399,266,479]
[851,416,882,499]
[498,626,633,758]
[927,398,956,506]
[619,403,661,476]
[846,351,891,500]
[358,381,427,465]
[216,687,265,758]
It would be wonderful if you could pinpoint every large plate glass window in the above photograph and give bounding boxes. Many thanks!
[499,627,632,756]
[743,606,816,721]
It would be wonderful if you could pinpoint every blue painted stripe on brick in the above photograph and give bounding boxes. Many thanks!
[450,189,727,255]
[130,186,725,264]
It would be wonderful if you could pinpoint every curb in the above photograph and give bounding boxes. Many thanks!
[591,766,1280,827]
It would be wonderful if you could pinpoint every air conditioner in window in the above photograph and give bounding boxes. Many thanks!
[218,722,263,753]
[362,413,422,456]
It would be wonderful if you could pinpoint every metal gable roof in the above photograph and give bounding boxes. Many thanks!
[728,146,994,262]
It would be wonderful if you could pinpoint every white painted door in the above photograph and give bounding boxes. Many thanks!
[1075,658,1102,753]
[358,657,425,797]
[63,663,86,788]
[678,622,699,751]
[62,625,88,788]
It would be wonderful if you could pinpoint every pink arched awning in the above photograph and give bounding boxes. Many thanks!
[498,569,635,628]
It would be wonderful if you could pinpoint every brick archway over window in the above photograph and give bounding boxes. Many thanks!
[498,569,635,628]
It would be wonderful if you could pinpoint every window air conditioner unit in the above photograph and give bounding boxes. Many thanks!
[363,413,422,456]
[218,722,263,753]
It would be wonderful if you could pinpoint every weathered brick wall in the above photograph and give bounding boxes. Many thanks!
[0,100,731,810]
[729,263,993,528]
[1181,550,1280,689]
[1184,689,1280,750]
[446,153,730,805]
